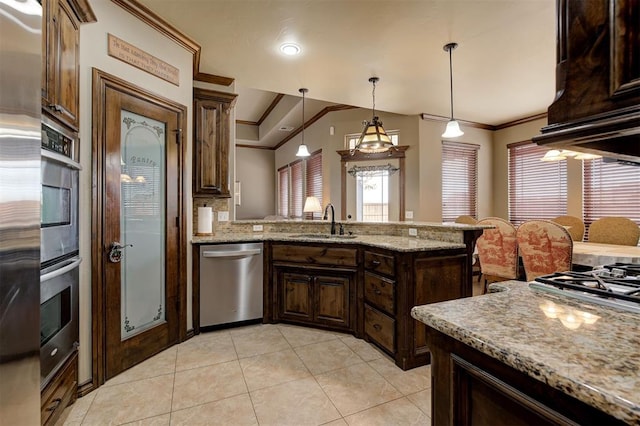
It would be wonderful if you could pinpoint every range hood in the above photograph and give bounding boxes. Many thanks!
[533,105,640,166]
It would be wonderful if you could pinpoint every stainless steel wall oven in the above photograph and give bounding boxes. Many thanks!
[41,117,80,268]
[39,117,80,388]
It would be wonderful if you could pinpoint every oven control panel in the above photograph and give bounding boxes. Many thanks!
[42,122,74,159]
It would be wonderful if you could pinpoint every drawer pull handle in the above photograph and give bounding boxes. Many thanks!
[46,398,62,412]
[371,260,381,267]
[373,323,382,331]
[374,289,382,295]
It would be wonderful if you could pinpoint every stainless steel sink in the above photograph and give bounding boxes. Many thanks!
[290,233,357,239]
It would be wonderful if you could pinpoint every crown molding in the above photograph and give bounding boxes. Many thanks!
[273,105,356,150]
[111,0,234,86]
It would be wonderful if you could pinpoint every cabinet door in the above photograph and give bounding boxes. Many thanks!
[314,274,350,328]
[42,0,80,130]
[193,89,237,198]
[279,271,312,322]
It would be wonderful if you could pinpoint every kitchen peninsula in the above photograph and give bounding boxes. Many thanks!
[411,281,639,425]
[193,220,487,370]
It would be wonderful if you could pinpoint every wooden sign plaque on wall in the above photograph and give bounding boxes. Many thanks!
[108,33,180,86]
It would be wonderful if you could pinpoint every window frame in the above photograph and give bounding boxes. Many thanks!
[441,141,479,222]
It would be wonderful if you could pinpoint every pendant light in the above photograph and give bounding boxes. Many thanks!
[295,88,311,157]
[442,42,464,138]
[353,77,394,154]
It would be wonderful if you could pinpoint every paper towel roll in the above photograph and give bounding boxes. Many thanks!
[197,207,213,235]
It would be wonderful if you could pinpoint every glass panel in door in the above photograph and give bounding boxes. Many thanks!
[120,111,166,339]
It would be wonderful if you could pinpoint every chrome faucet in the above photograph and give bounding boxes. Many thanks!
[323,203,336,235]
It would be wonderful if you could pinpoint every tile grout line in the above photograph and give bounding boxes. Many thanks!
[229,326,261,425]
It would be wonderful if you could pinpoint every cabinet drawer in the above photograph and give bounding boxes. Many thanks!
[364,251,395,277]
[41,351,77,426]
[273,245,357,267]
[364,272,395,314]
[364,304,395,354]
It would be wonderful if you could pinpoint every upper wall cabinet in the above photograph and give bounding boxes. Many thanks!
[193,88,238,198]
[534,0,640,163]
[41,0,95,132]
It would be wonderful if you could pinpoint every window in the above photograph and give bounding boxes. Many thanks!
[508,141,567,226]
[583,158,640,239]
[442,141,479,222]
[277,150,323,219]
[277,166,289,217]
[356,170,389,222]
[305,150,323,219]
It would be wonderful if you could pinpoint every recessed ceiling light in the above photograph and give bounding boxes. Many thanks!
[280,43,301,56]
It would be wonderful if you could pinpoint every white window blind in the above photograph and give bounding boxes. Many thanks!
[277,166,289,217]
[305,150,323,219]
[508,142,567,226]
[583,158,640,240]
[442,141,479,222]
[290,160,304,218]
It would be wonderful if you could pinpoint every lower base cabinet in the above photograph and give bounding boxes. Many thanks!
[427,328,624,425]
[276,267,355,330]
[265,241,472,370]
[41,350,78,426]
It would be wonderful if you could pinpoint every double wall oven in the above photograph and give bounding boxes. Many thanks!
[40,117,81,387]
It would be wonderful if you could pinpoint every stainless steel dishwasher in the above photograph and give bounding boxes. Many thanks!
[199,242,263,328]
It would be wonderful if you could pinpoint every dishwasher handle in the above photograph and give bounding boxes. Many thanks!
[202,248,262,259]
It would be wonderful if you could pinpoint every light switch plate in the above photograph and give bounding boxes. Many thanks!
[408,228,418,236]
[252,224,264,232]
[218,211,229,222]
[405,210,414,219]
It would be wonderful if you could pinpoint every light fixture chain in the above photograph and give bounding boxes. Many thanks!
[372,79,376,118]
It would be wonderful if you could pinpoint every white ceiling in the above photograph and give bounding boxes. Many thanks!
[138,0,556,130]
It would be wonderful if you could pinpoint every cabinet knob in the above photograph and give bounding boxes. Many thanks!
[374,289,382,295]
[371,260,381,267]
[373,323,382,331]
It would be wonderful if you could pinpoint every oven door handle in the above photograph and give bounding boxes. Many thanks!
[40,257,82,283]
[41,148,82,170]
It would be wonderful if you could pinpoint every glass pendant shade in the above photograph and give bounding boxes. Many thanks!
[442,119,464,138]
[355,116,394,153]
[296,88,311,157]
[295,143,311,157]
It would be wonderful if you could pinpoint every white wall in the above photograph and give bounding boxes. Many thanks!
[235,147,276,219]
[78,0,193,385]
[417,119,494,222]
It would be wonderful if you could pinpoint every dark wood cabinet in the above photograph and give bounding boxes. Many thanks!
[363,247,468,370]
[426,327,625,425]
[193,88,237,198]
[42,0,82,131]
[534,0,640,162]
[41,351,78,426]
[262,241,471,370]
[272,244,356,331]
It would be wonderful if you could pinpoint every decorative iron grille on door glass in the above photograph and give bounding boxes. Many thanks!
[508,141,567,226]
[441,141,479,222]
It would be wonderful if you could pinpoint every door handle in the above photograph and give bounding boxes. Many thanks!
[108,242,133,263]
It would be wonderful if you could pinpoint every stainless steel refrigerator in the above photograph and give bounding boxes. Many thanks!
[0,0,42,424]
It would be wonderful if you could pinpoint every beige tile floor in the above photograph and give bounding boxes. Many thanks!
[57,324,432,426]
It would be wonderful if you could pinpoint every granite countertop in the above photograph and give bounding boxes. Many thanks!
[192,232,465,252]
[411,281,640,424]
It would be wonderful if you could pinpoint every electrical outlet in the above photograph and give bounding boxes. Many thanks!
[408,228,418,237]
[217,211,229,222]
[252,224,264,232]
[405,210,414,219]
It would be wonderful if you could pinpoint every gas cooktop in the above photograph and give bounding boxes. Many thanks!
[529,263,640,314]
